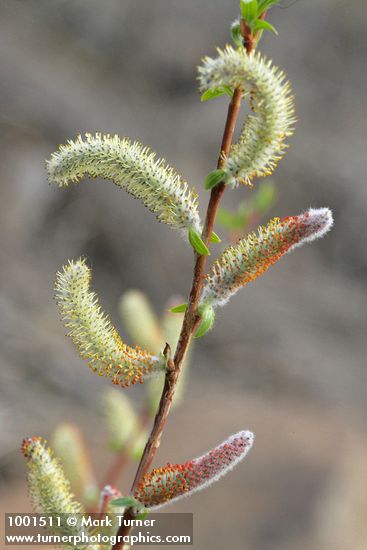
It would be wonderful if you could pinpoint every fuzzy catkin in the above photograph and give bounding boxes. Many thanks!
[51,424,98,503]
[21,438,99,550]
[134,431,254,509]
[198,46,295,187]
[201,208,333,307]
[47,133,202,235]
[22,437,83,517]
[103,388,139,450]
[55,258,165,387]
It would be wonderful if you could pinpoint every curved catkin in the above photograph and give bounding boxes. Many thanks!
[46,133,202,235]
[201,208,333,307]
[198,46,295,187]
[134,431,254,510]
[55,258,165,387]
[22,437,83,516]
[21,438,95,550]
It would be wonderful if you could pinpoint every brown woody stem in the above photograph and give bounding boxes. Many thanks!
[112,22,255,550]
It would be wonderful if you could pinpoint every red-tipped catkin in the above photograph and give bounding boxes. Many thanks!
[201,208,333,307]
[134,431,254,509]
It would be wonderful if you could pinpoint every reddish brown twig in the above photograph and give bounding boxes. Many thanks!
[112,21,255,550]
[127,85,244,498]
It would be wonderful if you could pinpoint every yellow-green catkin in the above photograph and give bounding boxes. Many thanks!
[52,423,99,505]
[21,437,98,550]
[119,290,163,355]
[198,46,295,187]
[55,258,165,387]
[47,133,202,236]
[102,388,139,452]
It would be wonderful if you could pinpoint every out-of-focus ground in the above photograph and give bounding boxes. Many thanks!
[0,1,366,548]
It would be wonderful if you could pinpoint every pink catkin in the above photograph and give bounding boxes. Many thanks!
[134,431,254,509]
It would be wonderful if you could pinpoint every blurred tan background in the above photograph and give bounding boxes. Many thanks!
[1,0,367,548]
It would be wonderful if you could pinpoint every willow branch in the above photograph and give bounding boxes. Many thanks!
[112,23,254,550]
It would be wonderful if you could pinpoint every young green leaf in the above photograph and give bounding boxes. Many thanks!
[169,303,188,314]
[257,0,280,15]
[201,88,226,102]
[110,496,141,508]
[195,305,215,338]
[136,510,149,521]
[188,229,210,256]
[204,169,227,190]
[201,86,233,102]
[223,85,234,97]
[240,0,258,23]
[210,231,222,243]
[253,19,278,35]
[231,21,243,47]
